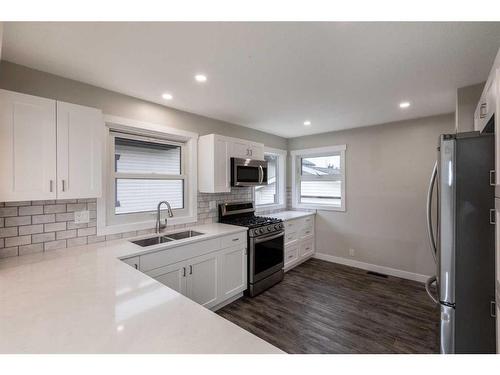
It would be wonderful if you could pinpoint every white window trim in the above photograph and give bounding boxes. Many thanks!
[97,115,198,236]
[291,144,346,212]
[254,146,287,212]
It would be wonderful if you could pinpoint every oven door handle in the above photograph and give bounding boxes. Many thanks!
[254,231,284,244]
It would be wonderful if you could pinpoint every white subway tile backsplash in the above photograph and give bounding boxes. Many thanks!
[32,214,56,224]
[5,235,31,247]
[0,186,278,259]
[44,222,67,232]
[5,216,31,227]
[19,205,44,216]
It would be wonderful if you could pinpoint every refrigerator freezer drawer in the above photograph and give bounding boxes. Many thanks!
[440,304,455,354]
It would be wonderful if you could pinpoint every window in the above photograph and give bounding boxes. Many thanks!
[291,145,346,211]
[113,135,184,215]
[97,115,198,235]
[255,148,286,209]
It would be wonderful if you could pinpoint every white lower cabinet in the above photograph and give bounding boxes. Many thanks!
[186,252,219,308]
[282,214,315,271]
[147,261,187,295]
[139,232,247,310]
[220,245,247,299]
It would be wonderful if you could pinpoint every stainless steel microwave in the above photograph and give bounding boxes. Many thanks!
[230,158,268,187]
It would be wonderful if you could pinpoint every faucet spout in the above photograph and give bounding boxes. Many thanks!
[156,201,174,234]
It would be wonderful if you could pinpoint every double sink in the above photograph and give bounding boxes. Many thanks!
[131,230,204,247]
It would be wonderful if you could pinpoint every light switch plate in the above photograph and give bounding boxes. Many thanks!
[74,210,90,224]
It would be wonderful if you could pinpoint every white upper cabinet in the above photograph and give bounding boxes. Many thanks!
[0,89,103,202]
[0,90,57,201]
[230,140,264,160]
[198,133,264,193]
[56,101,103,199]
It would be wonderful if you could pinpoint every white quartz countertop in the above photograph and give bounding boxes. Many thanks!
[271,210,316,221]
[0,223,282,354]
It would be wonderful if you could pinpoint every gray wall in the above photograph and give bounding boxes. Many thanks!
[288,114,455,277]
[0,61,287,150]
[456,82,484,133]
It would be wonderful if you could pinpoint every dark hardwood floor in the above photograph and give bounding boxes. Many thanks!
[217,258,439,354]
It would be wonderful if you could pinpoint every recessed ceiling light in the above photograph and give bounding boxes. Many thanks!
[162,93,173,100]
[399,101,410,108]
[195,74,207,83]
[303,120,311,126]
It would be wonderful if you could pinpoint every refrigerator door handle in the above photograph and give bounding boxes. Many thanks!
[426,161,438,263]
[425,275,439,305]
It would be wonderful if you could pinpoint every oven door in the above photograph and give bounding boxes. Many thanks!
[249,231,284,283]
[231,158,268,187]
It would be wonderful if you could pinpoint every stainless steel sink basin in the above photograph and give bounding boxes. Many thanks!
[130,230,204,247]
[165,230,203,240]
[131,236,174,247]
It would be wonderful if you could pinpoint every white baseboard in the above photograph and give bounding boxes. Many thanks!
[313,252,430,283]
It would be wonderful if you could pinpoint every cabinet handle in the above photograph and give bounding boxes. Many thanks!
[189,265,193,275]
[232,238,239,242]
[490,170,496,186]
[62,180,66,192]
[491,301,497,318]
[490,209,496,225]
[182,267,186,277]
[134,263,138,269]
[49,180,53,192]
[479,103,488,118]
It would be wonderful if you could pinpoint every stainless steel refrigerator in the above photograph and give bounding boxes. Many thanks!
[426,132,496,354]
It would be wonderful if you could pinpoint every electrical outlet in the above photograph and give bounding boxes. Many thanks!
[348,248,356,257]
[209,200,217,210]
[74,210,90,224]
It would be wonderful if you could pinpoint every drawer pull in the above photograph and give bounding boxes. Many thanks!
[479,103,488,118]
[232,238,239,242]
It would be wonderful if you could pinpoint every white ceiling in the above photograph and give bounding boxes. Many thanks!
[3,22,500,138]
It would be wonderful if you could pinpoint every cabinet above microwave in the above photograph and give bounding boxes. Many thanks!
[198,134,265,193]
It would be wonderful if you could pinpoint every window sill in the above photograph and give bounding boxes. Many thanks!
[255,203,287,213]
[292,203,345,212]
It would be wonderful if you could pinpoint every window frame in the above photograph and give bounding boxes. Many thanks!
[97,115,198,236]
[254,146,287,211]
[291,144,346,212]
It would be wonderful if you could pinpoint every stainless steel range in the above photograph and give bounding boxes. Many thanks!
[219,201,284,296]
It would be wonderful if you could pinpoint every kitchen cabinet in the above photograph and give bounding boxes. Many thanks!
[147,261,187,295]
[220,245,247,299]
[474,75,497,133]
[198,133,264,193]
[280,213,315,271]
[138,231,248,310]
[0,89,57,201]
[56,101,103,199]
[0,89,104,202]
[230,140,264,160]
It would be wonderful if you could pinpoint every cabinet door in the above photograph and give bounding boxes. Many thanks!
[214,136,231,193]
[56,101,103,199]
[220,245,247,299]
[230,140,252,159]
[146,261,187,295]
[186,252,219,308]
[0,89,57,201]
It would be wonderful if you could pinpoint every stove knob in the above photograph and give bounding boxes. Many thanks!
[267,226,272,232]
[274,224,280,230]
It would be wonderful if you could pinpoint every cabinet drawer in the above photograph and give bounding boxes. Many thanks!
[300,227,314,239]
[299,238,314,259]
[284,244,299,267]
[220,231,246,249]
[284,219,300,232]
[284,230,298,244]
[140,238,220,272]
[303,215,314,228]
